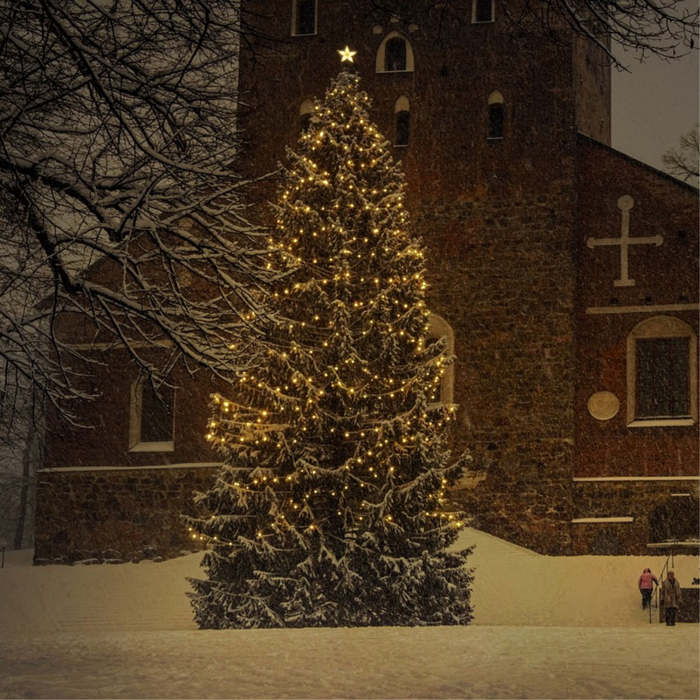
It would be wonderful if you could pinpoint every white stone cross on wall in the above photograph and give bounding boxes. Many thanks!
[586,195,663,287]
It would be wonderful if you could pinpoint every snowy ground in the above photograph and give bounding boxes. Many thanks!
[1,528,698,699]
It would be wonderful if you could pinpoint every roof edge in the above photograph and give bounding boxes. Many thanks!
[576,132,699,194]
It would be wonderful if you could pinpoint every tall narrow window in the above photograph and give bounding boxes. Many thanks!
[129,380,175,451]
[395,96,410,146]
[299,99,314,134]
[385,37,406,71]
[292,0,316,36]
[427,314,456,406]
[376,32,415,73]
[487,91,504,139]
[473,0,495,23]
[627,316,697,427]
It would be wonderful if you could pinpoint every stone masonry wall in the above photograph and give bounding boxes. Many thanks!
[416,192,578,554]
[34,466,216,564]
[571,479,700,554]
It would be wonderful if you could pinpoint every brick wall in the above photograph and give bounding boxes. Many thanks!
[570,138,700,553]
[44,352,224,469]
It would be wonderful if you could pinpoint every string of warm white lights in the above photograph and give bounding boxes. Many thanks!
[186,64,468,583]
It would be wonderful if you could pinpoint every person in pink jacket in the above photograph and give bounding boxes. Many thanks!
[638,567,659,609]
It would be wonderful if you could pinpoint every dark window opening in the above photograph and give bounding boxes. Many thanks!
[385,37,407,71]
[488,103,504,139]
[140,383,174,443]
[295,0,315,35]
[474,0,494,22]
[395,110,409,146]
[636,337,690,418]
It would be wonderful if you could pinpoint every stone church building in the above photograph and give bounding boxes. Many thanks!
[35,0,698,562]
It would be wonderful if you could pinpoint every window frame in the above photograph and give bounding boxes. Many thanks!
[394,96,410,147]
[291,0,317,37]
[472,0,495,24]
[129,380,175,452]
[376,32,415,74]
[427,313,456,407]
[626,316,697,428]
[487,91,505,140]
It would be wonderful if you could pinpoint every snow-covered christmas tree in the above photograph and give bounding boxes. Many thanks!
[185,59,473,628]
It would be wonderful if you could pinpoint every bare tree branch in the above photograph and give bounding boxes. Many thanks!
[364,0,698,68]
[663,124,700,182]
[0,0,285,430]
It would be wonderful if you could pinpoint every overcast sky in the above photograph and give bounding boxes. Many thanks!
[612,49,698,174]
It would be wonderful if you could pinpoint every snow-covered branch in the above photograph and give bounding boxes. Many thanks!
[366,0,698,67]
[0,0,278,430]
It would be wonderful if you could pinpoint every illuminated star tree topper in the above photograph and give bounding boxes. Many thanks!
[337,45,357,63]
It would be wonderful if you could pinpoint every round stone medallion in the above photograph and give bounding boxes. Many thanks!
[617,194,634,211]
[587,391,620,421]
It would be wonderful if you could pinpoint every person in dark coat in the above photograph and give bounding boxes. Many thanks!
[659,570,682,626]
[638,567,658,609]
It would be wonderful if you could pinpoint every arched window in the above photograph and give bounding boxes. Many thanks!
[299,99,314,134]
[626,316,697,427]
[292,0,316,36]
[487,91,504,139]
[376,32,415,73]
[472,0,495,23]
[427,314,456,406]
[394,96,410,146]
[129,379,175,452]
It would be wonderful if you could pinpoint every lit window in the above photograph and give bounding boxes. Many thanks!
[394,96,410,146]
[627,316,697,427]
[376,32,414,73]
[129,380,175,451]
[472,0,495,23]
[292,0,316,36]
[487,91,504,139]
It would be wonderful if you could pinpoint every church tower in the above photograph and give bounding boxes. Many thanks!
[236,0,613,553]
